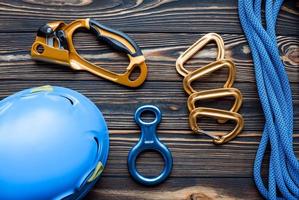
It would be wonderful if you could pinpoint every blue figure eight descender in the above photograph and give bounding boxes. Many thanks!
[128,105,173,186]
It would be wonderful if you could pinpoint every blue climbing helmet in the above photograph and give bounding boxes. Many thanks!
[0,85,109,200]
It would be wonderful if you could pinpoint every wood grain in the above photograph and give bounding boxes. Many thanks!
[102,130,298,178]
[0,33,298,82]
[84,177,261,200]
[0,0,297,35]
[0,0,298,199]
[1,81,298,132]
[1,80,298,178]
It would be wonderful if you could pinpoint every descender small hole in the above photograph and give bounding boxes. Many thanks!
[140,110,157,123]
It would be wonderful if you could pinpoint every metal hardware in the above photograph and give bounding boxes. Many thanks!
[127,105,173,186]
[176,33,244,144]
[176,33,225,77]
[31,18,148,87]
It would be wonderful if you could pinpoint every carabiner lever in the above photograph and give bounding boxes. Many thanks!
[127,105,173,186]
[31,18,148,88]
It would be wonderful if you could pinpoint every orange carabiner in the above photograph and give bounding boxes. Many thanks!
[183,59,236,95]
[189,107,244,144]
[176,33,225,77]
[31,18,147,88]
[187,88,243,124]
[176,33,244,144]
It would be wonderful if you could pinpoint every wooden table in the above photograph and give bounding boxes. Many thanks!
[0,0,298,199]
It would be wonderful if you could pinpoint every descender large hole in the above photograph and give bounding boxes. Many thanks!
[136,150,165,178]
[73,29,130,74]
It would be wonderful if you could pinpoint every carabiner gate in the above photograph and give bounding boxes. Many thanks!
[31,18,148,88]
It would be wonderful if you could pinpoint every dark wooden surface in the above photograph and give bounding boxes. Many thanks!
[0,0,298,199]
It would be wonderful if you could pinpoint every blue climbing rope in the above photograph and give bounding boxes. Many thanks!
[238,0,299,199]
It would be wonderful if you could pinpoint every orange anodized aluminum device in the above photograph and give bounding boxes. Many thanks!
[176,33,244,144]
[31,18,147,88]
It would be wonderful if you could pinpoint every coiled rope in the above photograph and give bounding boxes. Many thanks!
[238,0,299,199]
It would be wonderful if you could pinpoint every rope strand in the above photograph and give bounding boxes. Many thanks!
[238,0,299,199]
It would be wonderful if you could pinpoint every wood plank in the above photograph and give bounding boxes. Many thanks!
[0,33,298,82]
[1,80,298,132]
[0,1,297,199]
[1,80,298,178]
[100,130,298,178]
[0,0,297,35]
[85,177,262,200]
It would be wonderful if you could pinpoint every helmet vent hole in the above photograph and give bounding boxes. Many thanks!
[93,137,100,154]
[59,95,74,105]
